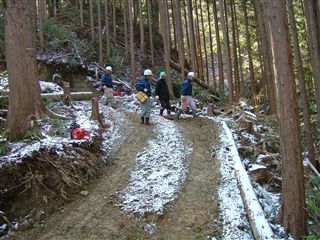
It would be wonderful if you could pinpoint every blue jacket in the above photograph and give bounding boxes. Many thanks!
[101,73,113,88]
[181,79,192,96]
[135,77,152,96]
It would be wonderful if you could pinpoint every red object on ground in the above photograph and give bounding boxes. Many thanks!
[71,128,90,140]
[113,90,121,96]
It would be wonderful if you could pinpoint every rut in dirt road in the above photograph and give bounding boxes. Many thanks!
[9,113,222,240]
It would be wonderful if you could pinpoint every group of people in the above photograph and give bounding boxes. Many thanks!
[135,69,196,125]
[99,65,196,125]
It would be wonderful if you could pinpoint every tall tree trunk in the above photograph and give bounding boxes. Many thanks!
[183,0,191,64]
[219,0,233,103]
[97,0,103,64]
[213,0,224,95]
[38,0,45,51]
[263,0,307,238]
[200,0,209,85]
[207,1,216,90]
[151,0,159,34]
[159,0,174,97]
[173,0,185,81]
[112,0,116,42]
[254,0,277,114]
[89,0,95,44]
[129,0,136,85]
[124,0,128,59]
[138,0,145,62]
[105,0,111,58]
[5,0,46,140]
[147,0,154,66]
[186,0,197,72]
[304,0,320,127]
[287,0,317,167]
[79,0,84,29]
[194,0,204,79]
[243,0,257,105]
[230,0,239,101]
[170,0,177,51]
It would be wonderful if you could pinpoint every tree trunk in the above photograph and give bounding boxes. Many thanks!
[159,0,174,98]
[263,0,307,238]
[170,0,177,51]
[89,0,95,44]
[79,0,84,29]
[147,0,154,66]
[38,0,45,51]
[5,0,46,140]
[112,0,116,43]
[194,0,203,79]
[200,0,209,85]
[151,0,159,34]
[105,0,111,59]
[186,0,197,72]
[138,0,145,61]
[219,0,233,103]
[97,0,103,64]
[243,0,257,105]
[287,0,317,167]
[212,0,224,95]
[173,0,185,80]
[230,0,239,101]
[129,0,136,85]
[123,0,128,59]
[254,0,277,114]
[183,0,191,63]
[207,1,216,90]
[304,0,320,127]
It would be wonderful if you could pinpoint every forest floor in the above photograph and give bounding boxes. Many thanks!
[7,113,222,240]
[1,95,255,240]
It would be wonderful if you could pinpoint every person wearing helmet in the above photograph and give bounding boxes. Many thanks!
[135,69,153,125]
[101,66,114,106]
[155,71,171,116]
[180,71,196,114]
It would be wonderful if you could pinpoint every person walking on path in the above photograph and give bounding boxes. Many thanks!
[155,71,171,116]
[135,69,153,125]
[101,66,114,106]
[180,71,196,114]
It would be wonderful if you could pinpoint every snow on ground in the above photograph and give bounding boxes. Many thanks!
[215,120,254,240]
[118,115,192,215]
[0,99,129,168]
[0,73,62,94]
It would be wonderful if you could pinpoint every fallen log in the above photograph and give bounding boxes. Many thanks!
[42,92,94,101]
[169,59,220,99]
[221,121,275,240]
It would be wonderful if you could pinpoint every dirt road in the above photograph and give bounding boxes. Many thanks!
[10,114,222,240]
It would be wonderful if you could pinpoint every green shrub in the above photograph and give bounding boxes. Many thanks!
[307,176,320,238]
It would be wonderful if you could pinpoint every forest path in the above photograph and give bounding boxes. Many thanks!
[10,112,222,240]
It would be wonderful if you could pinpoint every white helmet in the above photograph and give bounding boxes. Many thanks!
[144,69,153,76]
[187,72,195,78]
[106,66,112,72]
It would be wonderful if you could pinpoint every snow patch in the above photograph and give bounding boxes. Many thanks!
[119,116,192,215]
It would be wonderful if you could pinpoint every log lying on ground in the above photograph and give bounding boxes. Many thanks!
[169,59,220,99]
[221,121,275,240]
[42,92,94,101]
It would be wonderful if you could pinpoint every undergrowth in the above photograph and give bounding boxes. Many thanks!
[307,176,320,239]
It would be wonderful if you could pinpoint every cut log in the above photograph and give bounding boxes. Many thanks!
[42,92,94,101]
[62,81,72,105]
[169,59,220,98]
[221,121,275,240]
[90,97,109,128]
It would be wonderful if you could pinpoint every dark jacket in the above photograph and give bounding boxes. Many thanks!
[155,78,170,100]
[181,79,192,96]
[101,73,113,88]
[135,77,152,96]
